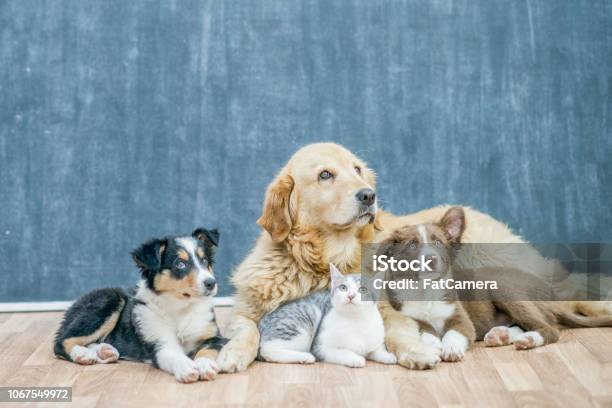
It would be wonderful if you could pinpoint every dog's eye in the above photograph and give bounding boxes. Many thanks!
[338,284,347,291]
[434,239,443,247]
[319,170,333,180]
[409,240,417,249]
[354,166,361,175]
[176,261,187,270]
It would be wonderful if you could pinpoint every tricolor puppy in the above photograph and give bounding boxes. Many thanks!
[378,207,476,362]
[54,228,227,383]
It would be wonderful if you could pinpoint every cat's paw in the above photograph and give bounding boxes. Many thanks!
[300,353,316,364]
[195,357,219,381]
[342,354,366,368]
[376,351,397,365]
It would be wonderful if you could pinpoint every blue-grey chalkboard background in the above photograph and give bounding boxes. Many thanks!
[1,1,610,301]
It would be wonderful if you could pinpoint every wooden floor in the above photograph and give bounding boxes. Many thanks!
[1,309,612,407]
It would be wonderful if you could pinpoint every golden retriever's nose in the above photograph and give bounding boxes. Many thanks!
[356,188,376,206]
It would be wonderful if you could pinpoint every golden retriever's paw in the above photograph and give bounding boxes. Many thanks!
[484,326,510,347]
[217,345,254,373]
[514,331,544,350]
[396,345,440,370]
[195,357,219,381]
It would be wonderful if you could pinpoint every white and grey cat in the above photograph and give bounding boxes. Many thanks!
[258,264,396,367]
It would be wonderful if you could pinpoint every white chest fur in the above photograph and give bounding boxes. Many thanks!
[134,284,216,353]
[400,301,456,334]
[318,306,385,355]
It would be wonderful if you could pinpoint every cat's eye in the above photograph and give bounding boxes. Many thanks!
[409,240,417,249]
[319,170,333,180]
[338,284,347,291]
[354,166,361,175]
[359,286,367,293]
[434,239,443,247]
[176,261,187,270]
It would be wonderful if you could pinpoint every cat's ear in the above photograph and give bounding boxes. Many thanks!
[329,263,342,286]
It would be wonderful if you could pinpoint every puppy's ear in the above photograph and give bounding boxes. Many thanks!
[132,238,167,276]
[439,206,465,243]
[257,170,294,243]
[192,228,219,248]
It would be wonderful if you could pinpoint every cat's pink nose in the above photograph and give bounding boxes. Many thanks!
[347,294,355,301]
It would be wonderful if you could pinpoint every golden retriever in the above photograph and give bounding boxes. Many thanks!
[217,142,612,372]
[216,143,397,372]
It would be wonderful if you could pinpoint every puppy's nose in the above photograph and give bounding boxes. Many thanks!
[356,188,376,206]
[424,254,438,271]
[203,278,216,291]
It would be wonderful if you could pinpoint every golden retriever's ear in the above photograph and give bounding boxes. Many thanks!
[257,171,294,242]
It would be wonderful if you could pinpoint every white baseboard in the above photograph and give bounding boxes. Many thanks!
[0,297,235,313]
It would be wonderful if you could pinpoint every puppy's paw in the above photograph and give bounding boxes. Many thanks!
[441,341,465,362]
[88,343,119,363]
[173,358,200,383]
[421,332,443,353]
[217,344,254,373]
[441,330,468,362]
[194,357,219,381]
[514,331,544,350]
[484,326,510,347]
[396,345,440,370]
[70,345,98,365]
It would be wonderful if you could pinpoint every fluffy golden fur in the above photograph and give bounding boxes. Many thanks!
[217,143,612,372]
[217,143,384,372]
